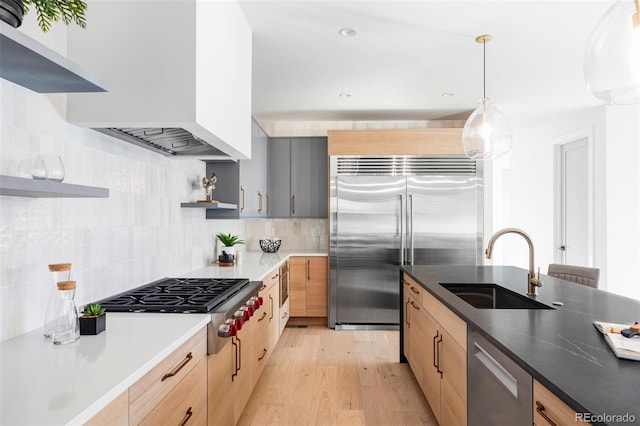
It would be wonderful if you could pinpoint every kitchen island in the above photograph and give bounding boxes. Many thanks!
[401,265,640,425]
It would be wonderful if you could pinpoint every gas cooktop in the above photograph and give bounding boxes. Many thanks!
[97,277,251,313]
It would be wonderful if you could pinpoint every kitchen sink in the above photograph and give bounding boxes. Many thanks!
[439,283,554,310]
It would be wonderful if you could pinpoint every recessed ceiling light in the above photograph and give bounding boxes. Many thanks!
[441,92,455,97]
[339,93,352,98]
[339,27,357,37]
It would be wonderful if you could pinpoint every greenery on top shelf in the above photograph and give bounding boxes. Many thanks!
[81,303,105,317]
[23,0,87,33]
[216,233,245,247]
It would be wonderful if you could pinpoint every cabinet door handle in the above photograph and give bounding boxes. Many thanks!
[436,333,443,377]
[535,401,558,426]
[269,294,274,321]
[231,338,238,381]
[433,331,439,369]
[258,348,268,361]
[282,311,288,320]
[405,299,410,326]
[258,191,263,213]
[258,311,267,322]
[240,186,245,213]
[161,352,193,381]
[307,259,310,280]
[291,195,295,215]
[179,407,193,426]
[266,194,270,214]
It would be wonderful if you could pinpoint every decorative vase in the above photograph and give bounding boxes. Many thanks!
[0,0,24,28]
[79,313,106,335]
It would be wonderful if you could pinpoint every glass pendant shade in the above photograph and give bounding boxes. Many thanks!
[462,98,512,160]
[584,0,640,104]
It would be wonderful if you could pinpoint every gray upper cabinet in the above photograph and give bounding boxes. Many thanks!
[267,137,328,218]
[267,138,292,217]
[205,119,267,219]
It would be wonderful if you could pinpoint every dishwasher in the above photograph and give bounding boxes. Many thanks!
[468,328,533,425]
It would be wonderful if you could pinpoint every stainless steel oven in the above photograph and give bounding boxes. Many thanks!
[279,261,289,307]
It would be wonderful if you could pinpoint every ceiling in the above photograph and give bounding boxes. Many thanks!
[238,0,611,126]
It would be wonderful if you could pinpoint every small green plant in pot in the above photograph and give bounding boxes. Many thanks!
[80,303,106,335]
[216,233,244,262]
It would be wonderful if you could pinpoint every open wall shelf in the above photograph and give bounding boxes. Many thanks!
[180,202,237,210]
[0,175,109,198]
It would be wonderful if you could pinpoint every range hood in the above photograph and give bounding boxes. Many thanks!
[66,0,252,159]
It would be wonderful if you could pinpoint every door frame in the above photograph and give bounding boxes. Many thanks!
[553,127,595,265]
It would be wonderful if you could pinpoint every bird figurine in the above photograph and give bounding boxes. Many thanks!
[202,171,217,202]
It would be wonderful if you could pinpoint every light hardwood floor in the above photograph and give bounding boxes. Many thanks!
[237,326,437,426]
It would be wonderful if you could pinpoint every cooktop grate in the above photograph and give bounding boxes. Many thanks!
[97,277,250,313]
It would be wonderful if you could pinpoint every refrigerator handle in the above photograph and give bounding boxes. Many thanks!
[409,194,414,265]
[399,194,404,265]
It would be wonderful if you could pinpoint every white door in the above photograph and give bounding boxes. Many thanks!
[558,138,589,265]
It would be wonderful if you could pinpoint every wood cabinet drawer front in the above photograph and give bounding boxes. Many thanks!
[421,290,466,350]
[403,274,423,299]
[139,357,207,426]
[534,380,587,425]
[85,390,129,426]
[130,328,207,425]
[261,267,280,293]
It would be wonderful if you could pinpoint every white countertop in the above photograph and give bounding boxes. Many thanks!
[0,250,326,425]
[183,250,327,281]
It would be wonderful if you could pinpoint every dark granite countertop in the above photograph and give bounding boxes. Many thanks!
[401,265,640,426]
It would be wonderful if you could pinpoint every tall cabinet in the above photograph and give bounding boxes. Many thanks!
[267,137,328,218]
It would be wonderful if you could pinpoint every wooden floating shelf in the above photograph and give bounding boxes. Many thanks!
[0,21,108,93]
[0,175,109,198]
[180,202,237,210]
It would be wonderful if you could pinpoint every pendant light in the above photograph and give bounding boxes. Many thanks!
[584,0,640,104]
[462,35,512,160]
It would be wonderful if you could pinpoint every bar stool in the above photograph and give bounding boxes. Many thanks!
[547,264,600,288]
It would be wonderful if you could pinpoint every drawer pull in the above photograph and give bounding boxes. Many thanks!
[258,348,268,361]
[179,407,193,426]
[535,401,558,426]
[271,273,279,280]
[410,286,420,294]
[260,284,267,291]
[161,352,193,381]
[282,311,288,319]
[258,311,267,322]
[410,300,420,310]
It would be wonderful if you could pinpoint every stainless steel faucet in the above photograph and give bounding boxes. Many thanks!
[485,227,543,296]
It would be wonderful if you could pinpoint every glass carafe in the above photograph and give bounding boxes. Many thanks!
[44,263,72,338]
[51,281,80,345]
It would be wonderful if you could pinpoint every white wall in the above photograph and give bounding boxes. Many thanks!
[0,80,245,341]
[488,105,639,301]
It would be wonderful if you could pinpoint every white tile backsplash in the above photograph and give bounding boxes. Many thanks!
[0,80,242,341]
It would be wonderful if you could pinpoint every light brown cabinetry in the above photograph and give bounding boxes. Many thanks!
[208,340,234,426]
[139,357,207,426]
[130,328,207,425]
[289,256,328,317]
[402,273,467,426]
[85,390,129,426]
[534,380,588,425]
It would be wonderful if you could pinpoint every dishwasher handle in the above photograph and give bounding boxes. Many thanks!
[474,341,518,398]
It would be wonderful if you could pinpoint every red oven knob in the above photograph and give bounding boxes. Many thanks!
[257,296,264,306]
[233,317,243,330]
[238,306,251,321]
[218,323,237,337]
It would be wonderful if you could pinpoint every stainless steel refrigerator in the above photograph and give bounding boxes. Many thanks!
[328,155,483,329]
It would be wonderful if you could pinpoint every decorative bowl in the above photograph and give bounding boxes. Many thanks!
[259,239,281,253]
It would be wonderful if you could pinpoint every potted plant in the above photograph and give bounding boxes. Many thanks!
[0,0,87,31]
[79,303,106,335]
[216,233,244,261]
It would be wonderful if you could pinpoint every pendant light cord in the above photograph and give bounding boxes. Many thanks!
[483,38,486,99]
